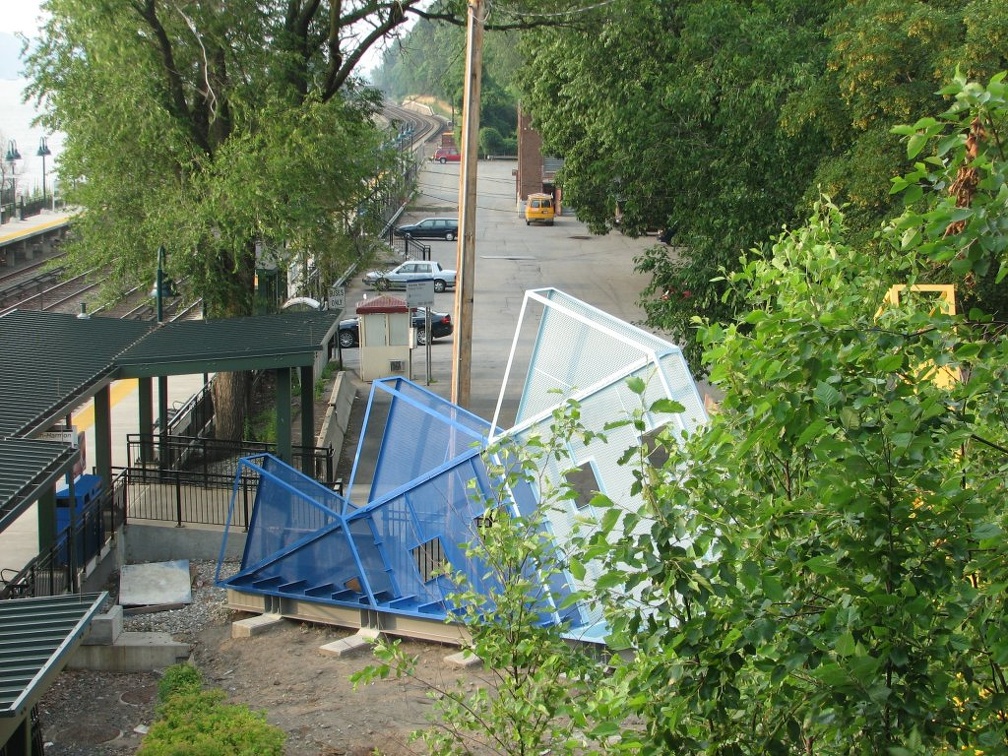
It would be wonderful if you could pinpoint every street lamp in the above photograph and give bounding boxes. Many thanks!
[156,244,166,323]
[37,137,51,205]
[4,139,21,199]
[155,244,169,472]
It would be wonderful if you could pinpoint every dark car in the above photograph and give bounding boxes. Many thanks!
[393,217,459,241]
[338,308,453,348]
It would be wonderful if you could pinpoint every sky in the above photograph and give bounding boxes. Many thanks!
[0,1,46,37]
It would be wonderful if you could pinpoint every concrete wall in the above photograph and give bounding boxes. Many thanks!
[123,522,246,563]
[315,371,356,478]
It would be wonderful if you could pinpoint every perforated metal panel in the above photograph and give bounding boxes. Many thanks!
[221,289,708,644]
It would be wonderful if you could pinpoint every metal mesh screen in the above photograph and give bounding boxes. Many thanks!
[497,288,710,634]
[222,290,707,644]
[353,377,491,502]
[239,455,342,568]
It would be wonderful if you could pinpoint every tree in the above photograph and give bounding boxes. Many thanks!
[519,0,839,371]
[518,0,1008,374]
[21,0,473,439]
[370,4,522,147]
[580,72,1008,752]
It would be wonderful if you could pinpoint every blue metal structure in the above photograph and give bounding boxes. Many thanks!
[216,377,584,632]
[217,288,709,644]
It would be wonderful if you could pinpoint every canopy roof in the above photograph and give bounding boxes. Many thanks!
[0,591,108,745]
[0,308,339,534]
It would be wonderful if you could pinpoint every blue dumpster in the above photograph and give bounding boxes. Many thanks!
[55,474,103,565]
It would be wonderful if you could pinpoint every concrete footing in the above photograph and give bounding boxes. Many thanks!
[445,650,482,668]
[70,631,190,672]
[67,604,190,672]
[319,628,380,658]
[231,612,286,639]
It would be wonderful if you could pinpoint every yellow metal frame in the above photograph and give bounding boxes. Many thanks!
[883,284,960,387]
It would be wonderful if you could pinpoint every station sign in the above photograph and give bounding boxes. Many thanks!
[406,279,435,309]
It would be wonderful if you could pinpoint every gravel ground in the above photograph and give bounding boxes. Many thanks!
[38,557,462,756]
[39,560,239,755]
[120,560,237,637]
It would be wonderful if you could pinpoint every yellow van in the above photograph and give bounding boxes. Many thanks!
[525,193,555,226]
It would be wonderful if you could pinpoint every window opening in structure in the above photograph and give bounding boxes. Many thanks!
[642,424,671,469]
[412,537,446,583]
[564,461,600,510]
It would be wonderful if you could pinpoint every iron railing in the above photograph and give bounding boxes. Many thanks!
[0,469,127,600]
[126,433,335,485]
[123,466,259,530]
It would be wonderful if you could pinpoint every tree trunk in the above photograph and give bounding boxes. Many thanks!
[213,370,250,442]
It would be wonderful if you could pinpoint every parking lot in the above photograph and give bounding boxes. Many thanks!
[341,158,661,425]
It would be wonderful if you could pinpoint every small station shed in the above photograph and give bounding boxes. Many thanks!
[356,294,411,382]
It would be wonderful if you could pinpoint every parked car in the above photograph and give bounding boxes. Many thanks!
[393,217,459,241]
[338,308,453,348]
[432,147,460,163]
[362,260,457,292]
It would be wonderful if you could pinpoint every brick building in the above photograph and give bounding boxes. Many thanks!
[515,106,562,216]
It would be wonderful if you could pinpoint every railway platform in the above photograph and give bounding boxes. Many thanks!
[0,373,211,581]
[0,208,75,270]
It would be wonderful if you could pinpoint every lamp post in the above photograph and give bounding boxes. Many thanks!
[156,244,166,323]
[155,245,169,472]
[37,137,51,205]
[4,139,21,203]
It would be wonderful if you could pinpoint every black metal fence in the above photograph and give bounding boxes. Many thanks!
[0,431,335,600]
[385,230,431,261]
[123,465,259,529]
[126,433,335,485]
[0,194,67,225]
[0,469,127,600]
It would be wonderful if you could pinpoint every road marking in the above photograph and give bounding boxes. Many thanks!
[72,379,139,431]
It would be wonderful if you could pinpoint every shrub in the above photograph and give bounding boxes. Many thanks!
[138,664,286,756]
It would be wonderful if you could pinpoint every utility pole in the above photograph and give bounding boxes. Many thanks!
[451,0,484,409]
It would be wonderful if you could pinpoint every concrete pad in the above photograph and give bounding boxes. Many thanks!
[318,628,380,658]
[231,612,285,639]
[445,650,482,668]
[119,559,192,607]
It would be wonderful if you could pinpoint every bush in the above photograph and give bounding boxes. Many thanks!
[138,664,286,756]
[156,663,202,704]
[478,126,505,156]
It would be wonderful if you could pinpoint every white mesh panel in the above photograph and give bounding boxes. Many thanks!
[499,288,710,635]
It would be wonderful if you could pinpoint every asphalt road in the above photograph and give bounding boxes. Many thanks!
[341,158,664,427]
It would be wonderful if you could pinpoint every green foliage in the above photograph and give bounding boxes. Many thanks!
[140,664,286,755]
[23,0,406,317]
[371,8,520,143]
[244,407,276,444]
[478,126,508,156]
[585,73,1008,752]
[156,663,203,705]
[519,0,1008,374]
[353,401,613,755]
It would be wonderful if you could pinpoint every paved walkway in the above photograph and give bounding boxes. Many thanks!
[0,207,76,245]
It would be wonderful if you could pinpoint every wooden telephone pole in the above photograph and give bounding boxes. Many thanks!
[451,0,484,409]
